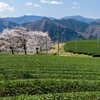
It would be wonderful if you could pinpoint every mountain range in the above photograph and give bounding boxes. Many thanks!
[0,18,19,32]
[62,15,95,23]
[0,15,100,41]
[4,15,55,24]
[22,17,84,41]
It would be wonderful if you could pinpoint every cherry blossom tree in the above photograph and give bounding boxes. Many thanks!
[0,27,51,55]
[13,27,30,54]
[28,31,51,54]
[0,28,18,54]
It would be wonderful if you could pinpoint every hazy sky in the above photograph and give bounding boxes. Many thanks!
[0,0,100,19]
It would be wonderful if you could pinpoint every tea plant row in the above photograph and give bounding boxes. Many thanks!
[64,39,100,56]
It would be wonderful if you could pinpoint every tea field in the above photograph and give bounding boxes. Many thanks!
[0,54,100,99]
[64,39,100,57]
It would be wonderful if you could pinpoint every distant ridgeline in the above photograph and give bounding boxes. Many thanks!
[64,40,100,57]
[1,15,100,41]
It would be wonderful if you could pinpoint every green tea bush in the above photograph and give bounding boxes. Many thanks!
[0,79,100,97]
[0,54,100,98]
[1,92,100,100]
[64,39,100,56]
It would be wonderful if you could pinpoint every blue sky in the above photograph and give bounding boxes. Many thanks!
[0,0,100,19]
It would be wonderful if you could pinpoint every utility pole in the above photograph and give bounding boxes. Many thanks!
[98,34,99,48]
[61,31,63,53]
[45,36,47,55]
[58,26,60,56]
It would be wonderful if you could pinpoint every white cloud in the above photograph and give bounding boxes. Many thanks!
[25,2,33,6]
[73,2,77,5]
[0,2,14,12]
[34,4,42,7]
[40,0,63,5]
[72,6,80,9]
[72,1,80,9]
[25,2,43,8]
[26,13,32,15]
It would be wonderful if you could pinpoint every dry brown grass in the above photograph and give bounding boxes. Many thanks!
[41,43,92,57]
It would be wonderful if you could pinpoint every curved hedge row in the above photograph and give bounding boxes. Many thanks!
[0,54,100,98]
[64,40,100,57]
[0,79,100,97]
[2,92,100,100]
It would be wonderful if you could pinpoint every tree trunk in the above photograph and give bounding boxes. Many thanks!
[10,47,14,55]
[24,44,27,55]
[36,48,39,54]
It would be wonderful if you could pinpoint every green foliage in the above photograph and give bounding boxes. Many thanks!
[0,54,100,98]
[0,79,100,97]
[1,92,100,100]
[64,39,100,56]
